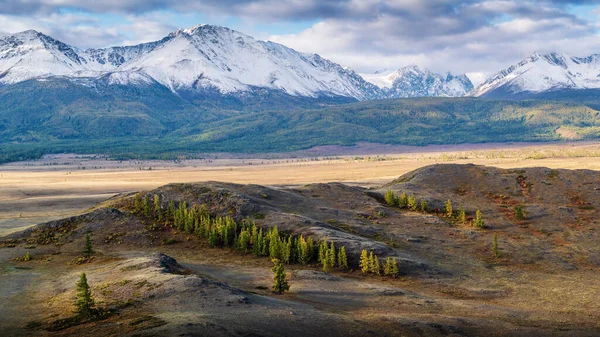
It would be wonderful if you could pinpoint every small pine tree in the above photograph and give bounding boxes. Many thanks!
[282,237,292,264]
[24,251,31,261]
[474,210,484,228]
[167,200,175,221]
[407,195,417,211]
[323,242,336,272]
[492,233,499,258]
[384,190,397,206]
[83,233,94,259]
[398,192,408,209]
[142,195,150,218]
[359,249,370,273]
[74,273,96,318]
[318,239,328,264]
[420,199,428,212]
[134,194,142,213]
[271,259,290,294]
[445,199,453,218]
[238,230,251,253]
[390,257,399,277]
[515,205,524,221]
[458,204,466,224]
[369,252,380,275]
[337,246,348,269]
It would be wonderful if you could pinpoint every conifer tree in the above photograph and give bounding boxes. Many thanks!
[318,239,328,264]
[153,194,161,220]
[24,251,31,261]
[134,194,142,214]
[515,205,524,220]
[271,259,290,294]
[384,257,399,277]
[282,237,292,264]
[359,249,370,273]
[407,195,417,211]
[384,190,397,206]
[323,242,336,272]
[458,204,466,224]
[269,229,281,259]
[167,200,175,221]
[420,199,428,212]
[390,257,399,277]
[474,210,484,228]
[83,233,94,259]
[142,195,150,217]
[398,192,408,209]
[74,273,96,318]
[261,233,270,257]
[337,246,348,269]
[327,242,336,267]
[492,233,499,258]
[369,252,380,275]
[238,230,250,253]
[445,199,453,218]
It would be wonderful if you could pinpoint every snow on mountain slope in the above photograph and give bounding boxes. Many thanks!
[472,52,600,97]
[360,66,473,97]
[0,25,380,100]
[0,30,87,84]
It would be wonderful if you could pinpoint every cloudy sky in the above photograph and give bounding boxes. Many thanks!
[2,0,600,85]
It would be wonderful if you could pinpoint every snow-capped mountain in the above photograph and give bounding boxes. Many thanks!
[360,66,473,98]
[0,25,381,100]
[472,52,600,97]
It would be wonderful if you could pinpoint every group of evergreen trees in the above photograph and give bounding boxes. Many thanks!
[134,193,354,272]
[385,190,427,212]
[359,250,398,277]
[385,190,485,228]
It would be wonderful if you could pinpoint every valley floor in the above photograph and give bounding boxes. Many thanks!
[1,142,600,336]
[3,141,600,236]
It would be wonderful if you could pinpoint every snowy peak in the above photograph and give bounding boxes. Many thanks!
[360,65,473,98]
[0,25,381,101]
[472,52,600,97]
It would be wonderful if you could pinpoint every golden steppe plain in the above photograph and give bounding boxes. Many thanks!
[2,141,600,236]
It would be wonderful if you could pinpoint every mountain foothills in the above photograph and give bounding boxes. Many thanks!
[2,24,600,162]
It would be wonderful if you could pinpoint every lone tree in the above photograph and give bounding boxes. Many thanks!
[492,233,499,258]
[445,200,453,218]
[83,233,94,259]
[271,259,290,294]
[515,205,524,221]
[474,210,484,228]
[74,273,96,319]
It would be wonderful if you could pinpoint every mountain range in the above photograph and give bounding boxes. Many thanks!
[2,24,600,163]
[472,52,600,98]
[3,25,600,101]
